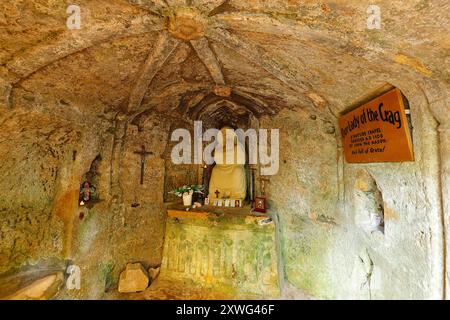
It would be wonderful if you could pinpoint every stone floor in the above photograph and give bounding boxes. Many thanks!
[108,278,314,300]
[0,262,314,300]
[127,279,259,300]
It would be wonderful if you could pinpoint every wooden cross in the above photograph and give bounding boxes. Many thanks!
[133,145,153,185]
[214,189,220,198]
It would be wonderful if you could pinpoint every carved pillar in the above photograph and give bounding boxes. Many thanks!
[109,112,128,203]
[106,113,128,264]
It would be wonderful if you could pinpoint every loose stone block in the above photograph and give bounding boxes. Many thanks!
[118,263,149,293]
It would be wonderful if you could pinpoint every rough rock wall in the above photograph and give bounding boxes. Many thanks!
[260,108,339,298]
[262,91,443,299]
[0,111,66,273]
[0,101,199,298]
[0,108,106,275]
[327,95,443,300]
[111,114,169,270]
[62,112,171,299]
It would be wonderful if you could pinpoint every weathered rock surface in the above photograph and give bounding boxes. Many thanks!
[118,263,149,293]
[148,267,160,282]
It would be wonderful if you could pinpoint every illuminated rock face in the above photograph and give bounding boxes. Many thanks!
[0,0,449,300]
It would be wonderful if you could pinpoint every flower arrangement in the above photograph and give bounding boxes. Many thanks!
[170,185,204,206]
[170,185,204,197]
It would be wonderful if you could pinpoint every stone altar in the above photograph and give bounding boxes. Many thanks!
[156,206,280,298]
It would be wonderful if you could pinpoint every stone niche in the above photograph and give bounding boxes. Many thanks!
[353,170,385,234]
[163,120,199,203]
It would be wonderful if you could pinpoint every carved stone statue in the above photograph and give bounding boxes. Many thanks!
[208,127,246,200]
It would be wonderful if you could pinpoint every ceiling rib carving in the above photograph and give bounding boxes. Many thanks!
[190,37,225,85]
[6,1,443,122]
[127,31,180,113]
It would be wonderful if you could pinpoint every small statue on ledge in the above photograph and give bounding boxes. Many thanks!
[208,127,247,201]
[79,181,97,207]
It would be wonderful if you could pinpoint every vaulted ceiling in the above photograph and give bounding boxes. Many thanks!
[1,0,449,125]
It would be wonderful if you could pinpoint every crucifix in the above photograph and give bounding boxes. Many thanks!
[254,176,270,213]
[133,145,153,185]
[258,176,271,196]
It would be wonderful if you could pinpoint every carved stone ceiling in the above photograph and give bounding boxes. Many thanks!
[0,0,449,123]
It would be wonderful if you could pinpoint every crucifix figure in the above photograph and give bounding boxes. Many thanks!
[133,145,153,185]
[259,176,271,196]
[214,189,220,199]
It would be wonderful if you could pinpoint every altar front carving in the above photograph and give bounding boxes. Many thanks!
[156,207,280,298]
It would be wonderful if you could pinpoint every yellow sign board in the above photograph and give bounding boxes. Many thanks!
[339,88,414,163]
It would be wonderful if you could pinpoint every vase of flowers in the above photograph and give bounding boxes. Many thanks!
[183,193,192,206]
[170,185,204,206]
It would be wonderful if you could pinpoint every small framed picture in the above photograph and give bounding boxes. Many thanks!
[204,197,210,205]
[213,200,218,206]
[235,200,241,208]
[224,199,230,207]
[217,199,223,207]
[230,199,236,207]
[254,197,267,213]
